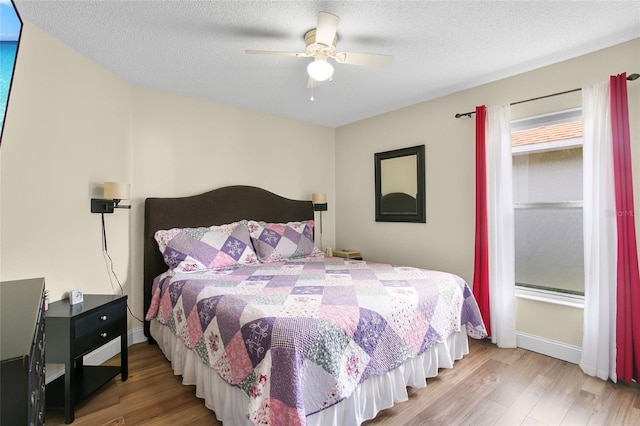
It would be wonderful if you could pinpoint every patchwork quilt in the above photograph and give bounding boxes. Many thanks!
[146,257,487,425]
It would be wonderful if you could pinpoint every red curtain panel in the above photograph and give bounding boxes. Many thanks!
[473,105,491,337]
[610,72,640,383]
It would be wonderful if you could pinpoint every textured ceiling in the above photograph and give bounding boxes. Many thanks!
[13,1,640,128]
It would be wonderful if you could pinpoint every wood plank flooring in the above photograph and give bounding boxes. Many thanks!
[45,338,640,425]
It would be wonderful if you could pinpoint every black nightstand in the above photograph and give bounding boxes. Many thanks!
[45,294,128,424]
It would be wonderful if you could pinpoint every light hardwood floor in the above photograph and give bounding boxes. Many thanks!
[45,338,640,425]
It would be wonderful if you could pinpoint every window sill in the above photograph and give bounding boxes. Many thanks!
[515,286,584,309]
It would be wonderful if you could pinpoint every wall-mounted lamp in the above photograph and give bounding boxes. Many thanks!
[312,193,328,212]
[312,193,328,248]
[91,182,131,213]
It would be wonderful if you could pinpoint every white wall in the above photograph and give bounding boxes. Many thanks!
[128,86,335,321]
[335,89,477,275]
[335,38,640,348]
[1,23,132,302]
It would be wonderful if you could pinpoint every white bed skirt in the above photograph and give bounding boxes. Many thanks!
[150,320,470,425]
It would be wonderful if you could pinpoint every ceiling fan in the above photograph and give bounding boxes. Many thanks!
[245,11,393,87]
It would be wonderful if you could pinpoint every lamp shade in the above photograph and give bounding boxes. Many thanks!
[103,182,130,200]
[312,193,327,204]
[307,59,334,82]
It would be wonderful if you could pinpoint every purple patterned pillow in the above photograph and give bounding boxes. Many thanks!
[154,221,258,272]
[247,220,319,263]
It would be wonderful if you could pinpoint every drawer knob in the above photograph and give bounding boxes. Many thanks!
[100,332,108,338]
[100,315,108,321]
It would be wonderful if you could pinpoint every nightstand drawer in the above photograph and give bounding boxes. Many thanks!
[74,319,124,355]
[74,302,124,337]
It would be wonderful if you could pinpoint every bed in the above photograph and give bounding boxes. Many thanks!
[143,185,486,425]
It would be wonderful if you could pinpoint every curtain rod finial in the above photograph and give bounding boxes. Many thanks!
[627,73,639,81]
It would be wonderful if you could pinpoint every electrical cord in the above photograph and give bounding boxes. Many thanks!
[101,213,144,323]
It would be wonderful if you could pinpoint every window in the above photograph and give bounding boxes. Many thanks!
[512,109,584,301]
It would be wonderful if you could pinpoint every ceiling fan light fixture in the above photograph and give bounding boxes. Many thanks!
[307,58,334,82]
[246,12,392,88]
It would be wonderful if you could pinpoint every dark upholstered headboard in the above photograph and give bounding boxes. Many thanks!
[143,185,314,339]
[380,192,417,213]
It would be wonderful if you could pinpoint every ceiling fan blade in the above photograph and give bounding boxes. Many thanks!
[315,12,339,47]
[245,50,308,58]
[333,51,393,67]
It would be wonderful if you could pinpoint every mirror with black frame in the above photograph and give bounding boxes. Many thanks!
[375,145,425,223]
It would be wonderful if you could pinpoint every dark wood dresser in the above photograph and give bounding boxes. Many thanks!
[0,277,46,426]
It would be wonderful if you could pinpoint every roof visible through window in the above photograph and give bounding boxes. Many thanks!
[512,120,582,147]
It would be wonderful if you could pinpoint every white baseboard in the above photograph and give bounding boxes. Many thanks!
[516,331,581,364]
[45,326,147,384]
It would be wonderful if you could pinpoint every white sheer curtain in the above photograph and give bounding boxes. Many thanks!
[486,105,517,348]
[580,81,618,381]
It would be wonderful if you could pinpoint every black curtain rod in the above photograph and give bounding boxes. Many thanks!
[454,73,640,118]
